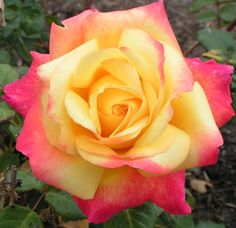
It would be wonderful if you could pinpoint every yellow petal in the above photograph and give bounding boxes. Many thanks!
[102,59,143,95]
[89,75,140,135]
[135,101,173,146]
[119,28,164,93]
[142,81,158,122]
[72,48,125,88]
[128,125,190,174]
[38,39,99,81]
[65,90,96,132]
[160,41,193,98]
[171,82,222,169]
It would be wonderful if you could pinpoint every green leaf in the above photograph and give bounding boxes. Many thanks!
[16,169,47,192]
[0,152,20,172]
[103,202,160,228]
[16,66,29,77]
[186,189,196,207]
[22,14,45,35]
[45,189,86,220]
[229,50,236,65]
[197,10,216,23]
[221,4,236,22]
[198,28,236,52]
[172,215,195,228]
[0,102,15,122]
[0,205,43,228]
[15,39,32,63]
[0,64,18,87]
[8,124,21,140]
[0,50,11,64]
[190,0,216,12]
[196,221,225,228]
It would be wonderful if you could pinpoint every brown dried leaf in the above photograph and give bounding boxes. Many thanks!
[60,220,89,228]
[190,178,213,194]
[0,0,5,27]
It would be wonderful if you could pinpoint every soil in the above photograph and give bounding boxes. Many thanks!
[40,0,236,227]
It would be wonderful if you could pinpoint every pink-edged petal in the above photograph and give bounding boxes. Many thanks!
[3,52,49,116]
[50,0,181,59]
[73,167,190,224]
[161,42,193,97]
[16,93,104,199]
[76,124,190,175]
[186,58,234,127]
[49,9,98,59]
[118,28,164,93]
[171,82,223,169]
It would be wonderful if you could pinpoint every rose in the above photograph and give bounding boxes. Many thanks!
[3,0,234,223]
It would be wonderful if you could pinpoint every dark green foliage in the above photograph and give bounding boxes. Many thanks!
[196,221,225,228]
[45,189,86,221]
[0,64,18,87]
[0,151,20,171]
[103,202,162,228]
[221,3,236,22]
[16,169,47,192]
[0,0,48,64]
[0,205,43,228]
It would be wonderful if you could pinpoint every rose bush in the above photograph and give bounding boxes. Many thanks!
[3,0,234,223]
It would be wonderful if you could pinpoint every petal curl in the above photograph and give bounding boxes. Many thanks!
[17,94,104,199]
[65,90,96,133]
[74,167,190,223]
[186,58,234,127]
[50,0,181,59]
[119,28,164,93]
[76,124,190,175]
[3,52,49,116]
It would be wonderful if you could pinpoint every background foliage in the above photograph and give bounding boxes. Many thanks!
[0,0,235,227]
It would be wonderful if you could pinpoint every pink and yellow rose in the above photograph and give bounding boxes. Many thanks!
[3,0,234,223]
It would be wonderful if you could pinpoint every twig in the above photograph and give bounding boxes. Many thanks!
[32,192,46,211]
[227,18,236,32]
[184,41,200,56]
[184,13,236,56]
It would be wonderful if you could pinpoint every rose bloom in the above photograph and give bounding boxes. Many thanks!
[3,0,234,223]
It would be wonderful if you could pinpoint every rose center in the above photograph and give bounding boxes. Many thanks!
[111,104,128,116]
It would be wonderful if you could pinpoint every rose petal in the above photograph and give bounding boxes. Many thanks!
[160,42,193,96]
[3,52,49,116]
[171,82,223,168]
[65,90,96,133]
[119,28,164,93]
[50,0,181,59]
[126,124,190,174]
[142,81,158,122]
[50,9,98,59]
[72,48,125,88]
[186,58,234,127]
[77,123,190,175]
[38,39,99,81]
[39,39,99,122]
[17,93,104,199]
[74,167,190,223]
[89,75,142,135]
[135,101,172,146]
[102,59,143,96]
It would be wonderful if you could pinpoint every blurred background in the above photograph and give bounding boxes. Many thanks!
[0,0,235,227]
